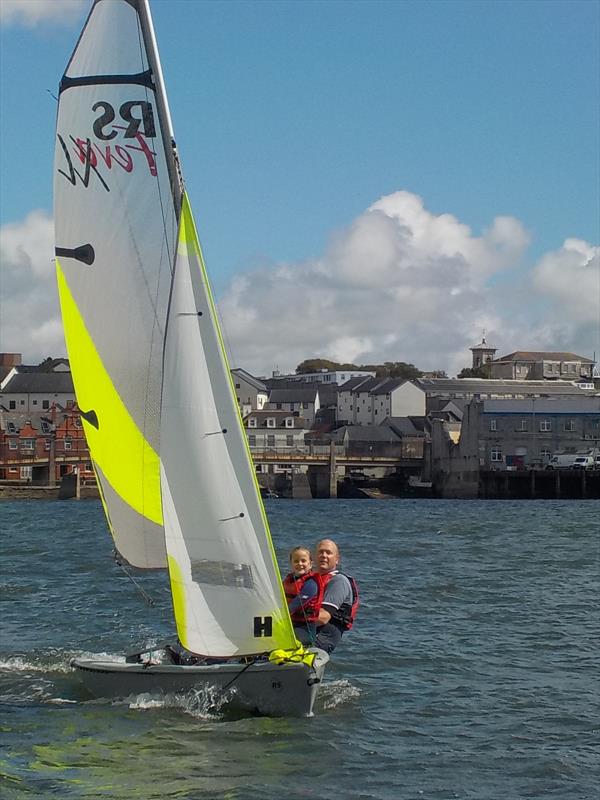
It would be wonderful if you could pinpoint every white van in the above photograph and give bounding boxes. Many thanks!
[546,453,578,470]
[572,455,595,470]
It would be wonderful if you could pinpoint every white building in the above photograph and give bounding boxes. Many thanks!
[338,377,426,425]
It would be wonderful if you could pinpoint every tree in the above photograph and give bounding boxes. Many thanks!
[457,364,491,379]
[295,358,348,374]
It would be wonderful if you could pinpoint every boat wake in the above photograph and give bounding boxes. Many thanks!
[124,686,235,719]
[0,651,121,706]
[318,679,361,710]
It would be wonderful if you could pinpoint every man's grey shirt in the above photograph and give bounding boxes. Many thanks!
[322,572,352,611]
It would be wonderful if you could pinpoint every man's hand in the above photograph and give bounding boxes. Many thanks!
[317,607,331,625]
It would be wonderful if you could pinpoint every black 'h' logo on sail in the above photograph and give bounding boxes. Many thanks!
[254,616,273,637]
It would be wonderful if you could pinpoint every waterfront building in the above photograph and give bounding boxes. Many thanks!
[268,368,375,385]
[337,377,426,425]
[488,351,594,381]
[231,368,268,415]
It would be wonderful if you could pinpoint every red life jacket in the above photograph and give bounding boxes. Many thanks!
[315,570,359,631]
[283,571,322,623]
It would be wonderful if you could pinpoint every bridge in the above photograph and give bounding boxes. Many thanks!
[251,449,421,469]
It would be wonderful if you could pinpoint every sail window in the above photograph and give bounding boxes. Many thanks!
[191,560,254,589]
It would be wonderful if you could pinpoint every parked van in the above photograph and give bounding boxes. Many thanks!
[572,455,595,470]
[546,453,578,470]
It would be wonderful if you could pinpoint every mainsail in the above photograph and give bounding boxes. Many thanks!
[55,0,297,657]
[54,0,176,567]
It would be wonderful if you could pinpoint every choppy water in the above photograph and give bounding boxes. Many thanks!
[0,498,598,799]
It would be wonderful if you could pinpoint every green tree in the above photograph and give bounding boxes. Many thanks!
[457,364,491,379]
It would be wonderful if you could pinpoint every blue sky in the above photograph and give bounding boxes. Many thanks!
[1,0,599,376]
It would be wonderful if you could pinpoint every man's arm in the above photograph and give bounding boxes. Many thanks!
[317,574,351,625]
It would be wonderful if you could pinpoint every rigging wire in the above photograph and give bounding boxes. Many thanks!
[114,550,156,606]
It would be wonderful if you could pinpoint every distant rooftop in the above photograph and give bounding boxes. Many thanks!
[493,351,593,363]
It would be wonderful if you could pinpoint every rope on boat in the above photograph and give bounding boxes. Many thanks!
[113,550,155,606]
[218,659,258,695]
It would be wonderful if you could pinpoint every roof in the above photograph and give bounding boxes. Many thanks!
[268,386,319,403]
[231,368,268,393]
[333,425,402,444]
[317,386,339,406]
[482,397,600,414]
[381,417,426,437]
[470,338,496,351]
[244,410,310,429]
[0,409,75,433]
[493,351,594,363]
[1,371,75,394]
[416,377,595,397]
[338,376,408,395]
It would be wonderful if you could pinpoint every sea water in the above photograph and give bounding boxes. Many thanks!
[0,498,598,800]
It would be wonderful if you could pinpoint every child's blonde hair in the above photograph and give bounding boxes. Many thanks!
[289,545,312,562]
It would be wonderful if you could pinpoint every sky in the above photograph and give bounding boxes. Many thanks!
[1,0,599,378]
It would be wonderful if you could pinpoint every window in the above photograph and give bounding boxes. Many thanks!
[74,417,82,429]
[516,419,528,432]
[285,418,294,428]
[45,439,51,451]
[266,418,276,428]
[9,401,15,410]
[7,422,16,433]
[32,399,38,405]
[540,449,552,460]
[302,402,309,409]
[489,419,497,432]
[235,383,240,389]
[22,439,34,450]
[248,434,256,447]
[491,447,503,462]
[20,467,32,480]
[8,439,17,450]
[267,435,275,448]
[42,400,49,410]
[276,403,282,410]
[41,420,51,433]
[248,417,257,428]
[20,400,24,405]
[563,419,575,432]
[64,438,72,451]
[286,434,294,447]
[539,420,552,432]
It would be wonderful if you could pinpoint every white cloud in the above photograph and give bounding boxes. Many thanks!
[0,210,66,362]
[0,0,86,27]
[220,191,533,377]
[2,193,597,376]
[527,239,600,359]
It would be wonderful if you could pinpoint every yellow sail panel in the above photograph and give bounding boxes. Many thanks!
[56,260,162,528]
[167,554,187,645]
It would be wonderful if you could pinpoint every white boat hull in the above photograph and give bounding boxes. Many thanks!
[71,649,329,717]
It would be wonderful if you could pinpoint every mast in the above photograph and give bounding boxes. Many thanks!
[135,0,183,216]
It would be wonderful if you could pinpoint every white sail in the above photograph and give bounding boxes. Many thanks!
[54,0,179,568]
[161,196,297,657]
[55,0,297,657]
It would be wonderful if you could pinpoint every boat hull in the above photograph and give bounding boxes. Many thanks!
[71,649,329,717]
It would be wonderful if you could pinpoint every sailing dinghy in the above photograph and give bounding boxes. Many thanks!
[54,0,328,717]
